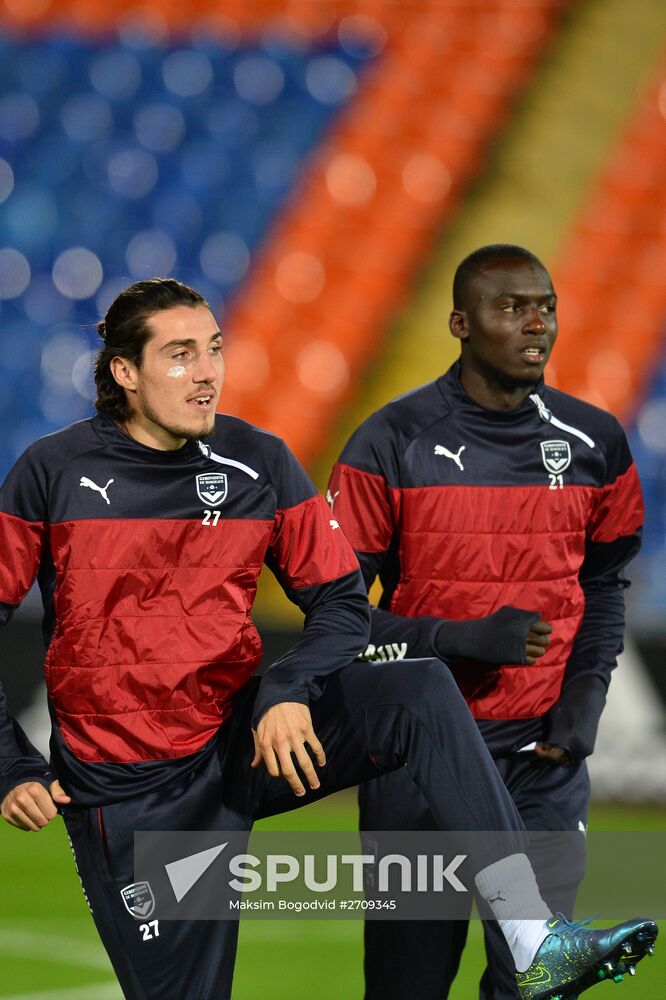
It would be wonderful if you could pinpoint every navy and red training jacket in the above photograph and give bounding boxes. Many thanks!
[328,361,643,754]
[0,413,369,805]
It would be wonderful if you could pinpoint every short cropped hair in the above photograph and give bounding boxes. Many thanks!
[94,278,209,423]
[452,244,545,310]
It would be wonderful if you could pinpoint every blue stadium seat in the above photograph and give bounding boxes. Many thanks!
[628,337,666,623]
[0,29,370,480]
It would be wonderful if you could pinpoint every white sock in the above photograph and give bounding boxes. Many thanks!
[496,918,551,973]
[474,853,552,972]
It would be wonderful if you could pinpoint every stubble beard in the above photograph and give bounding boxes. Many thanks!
[142,397,216,443]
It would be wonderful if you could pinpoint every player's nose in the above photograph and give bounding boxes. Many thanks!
[522,307,546,333]
[192,354,218,382]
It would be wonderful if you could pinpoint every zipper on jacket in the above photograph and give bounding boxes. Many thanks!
[529,394,596,448]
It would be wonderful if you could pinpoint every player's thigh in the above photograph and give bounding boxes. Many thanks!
[253,663,382,818]
[64,803,240,1000]
[254,657,492,822]
[63,754,250,1000]
[497,755,590,832]
[359,765,437,831]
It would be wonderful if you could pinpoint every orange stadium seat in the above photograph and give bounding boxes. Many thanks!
[553,55,666,419]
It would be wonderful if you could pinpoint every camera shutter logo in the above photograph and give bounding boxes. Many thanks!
[540,440,571,474]
[196,472,228,506]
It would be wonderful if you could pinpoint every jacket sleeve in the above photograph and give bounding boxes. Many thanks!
[546,423,644,761]
[252,443,370,728]
[363,602,443,662]
[0,447,54,801]
[327,456,438,655]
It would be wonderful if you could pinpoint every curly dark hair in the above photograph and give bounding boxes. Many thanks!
[94,278,209,423]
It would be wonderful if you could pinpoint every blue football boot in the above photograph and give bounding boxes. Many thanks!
[516,915,658,1000]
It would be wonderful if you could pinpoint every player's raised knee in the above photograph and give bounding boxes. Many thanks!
[390,656,459,707]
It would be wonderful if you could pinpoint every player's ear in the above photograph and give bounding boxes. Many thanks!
[449,310,468,342]
[110,356,138,392]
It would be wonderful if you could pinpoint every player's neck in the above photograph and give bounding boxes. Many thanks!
[458,365,536,412]
[121,413,188,451]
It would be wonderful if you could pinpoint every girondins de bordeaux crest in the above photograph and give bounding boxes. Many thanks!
[196,472,228,506]
[120,881,155,919]
[540,440,571,474]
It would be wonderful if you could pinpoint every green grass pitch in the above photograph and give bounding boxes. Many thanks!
[0,794,663,999]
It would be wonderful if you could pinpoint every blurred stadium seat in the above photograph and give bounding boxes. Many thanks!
[550,56,666,622]
[0,0,567,472]
[221,2,564,454]
[0,13,376,474]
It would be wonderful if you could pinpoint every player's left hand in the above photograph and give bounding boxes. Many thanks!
[534,742,573,767]
[251,702,327,797]
[1,779,71,831]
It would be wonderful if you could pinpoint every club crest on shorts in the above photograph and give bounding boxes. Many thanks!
[196,472,227,506]
[120,881,155,919]
[540,440,571,474]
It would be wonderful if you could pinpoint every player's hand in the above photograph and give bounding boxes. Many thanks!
[525,620,553,664]
[251,702,326,797]
[534,743,573,767]
[1,779,71,832]
[434,607,552,665]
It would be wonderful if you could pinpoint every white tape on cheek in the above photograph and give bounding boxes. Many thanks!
[167,365,186,378]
